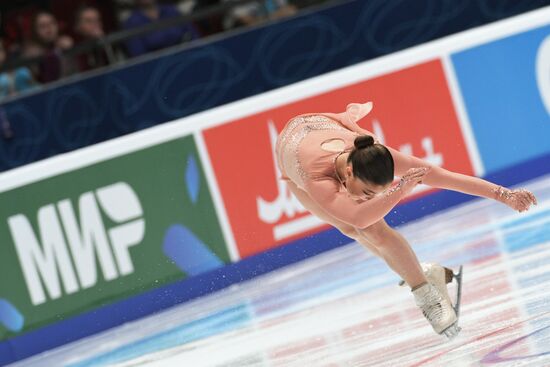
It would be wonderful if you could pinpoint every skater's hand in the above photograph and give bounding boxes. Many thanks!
[400,167,431,195]
[494,186,537,213]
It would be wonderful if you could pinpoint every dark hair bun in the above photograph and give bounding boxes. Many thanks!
[354,135,375,150]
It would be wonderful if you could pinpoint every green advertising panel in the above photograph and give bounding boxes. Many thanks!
[0,135,229,340]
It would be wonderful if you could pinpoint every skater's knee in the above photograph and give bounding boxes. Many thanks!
[336,224,383,257]
[358,220,392,245]
[338,225,360,240]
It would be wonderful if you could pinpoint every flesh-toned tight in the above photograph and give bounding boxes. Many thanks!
[286,180,427,289]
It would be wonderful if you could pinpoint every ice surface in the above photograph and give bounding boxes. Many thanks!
[10,175,550,367]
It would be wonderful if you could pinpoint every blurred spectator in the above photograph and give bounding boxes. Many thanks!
[73,5,110,71]
[192,0,225,36]
[123,0,201,58]
[2,5,40,57]
[223,0,297,30]
[29,10,75,83]
[0,40,38,99]
[75,5,105,40]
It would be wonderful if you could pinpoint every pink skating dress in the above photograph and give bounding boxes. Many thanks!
[275,102,500,229]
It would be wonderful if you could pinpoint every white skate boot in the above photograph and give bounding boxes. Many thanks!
[421,263,455,306]
[399,262,464,321]
[412,282,461,339]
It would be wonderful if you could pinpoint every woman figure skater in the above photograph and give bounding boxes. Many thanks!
[275,101,538,339]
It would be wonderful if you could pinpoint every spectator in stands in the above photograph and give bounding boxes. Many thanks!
[222,0,297,30]
[29,10,75,83]
[192,0,225,36]
[73,5,109,72]
[0,39,38,99]
[123,0,201,58]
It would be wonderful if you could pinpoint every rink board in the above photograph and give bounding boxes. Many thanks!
[38,175,549,367]
[1,6,550,365]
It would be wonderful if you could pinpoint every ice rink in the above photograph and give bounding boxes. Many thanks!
[10,175,550,367]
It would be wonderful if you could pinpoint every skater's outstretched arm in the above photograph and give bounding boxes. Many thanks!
[320,101,536,212]
[337,113,507,201]
[385,146,538,212]
[386,145,495,199]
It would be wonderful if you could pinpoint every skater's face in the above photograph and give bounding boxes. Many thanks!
[342,165,390,201]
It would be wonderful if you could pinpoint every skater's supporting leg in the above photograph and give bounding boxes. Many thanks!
[286,180,461,337]
[286,180,427,289]
[286,181,383,256]
[358,222,427,289]
[352,228,383,258]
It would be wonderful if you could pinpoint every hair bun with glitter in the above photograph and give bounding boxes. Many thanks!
[354,135,375,150]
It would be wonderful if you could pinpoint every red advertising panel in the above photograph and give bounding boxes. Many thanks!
[203,59,473,258]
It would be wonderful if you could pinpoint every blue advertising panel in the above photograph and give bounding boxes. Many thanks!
[452,25,550,173]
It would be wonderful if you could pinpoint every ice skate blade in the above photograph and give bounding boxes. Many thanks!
[441,323,461,340]
[454,265,464,320]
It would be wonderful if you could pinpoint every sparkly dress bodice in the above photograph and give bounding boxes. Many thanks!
[275,115,358,190]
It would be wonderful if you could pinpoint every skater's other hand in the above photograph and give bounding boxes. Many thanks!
[400,167,431,194]
[494,186,537,213]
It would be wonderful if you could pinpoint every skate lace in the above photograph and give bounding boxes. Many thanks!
[418,287,449,322]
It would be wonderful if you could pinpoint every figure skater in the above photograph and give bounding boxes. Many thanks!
[275,102,537,339]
